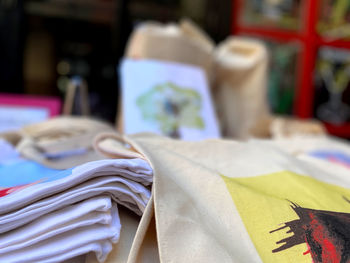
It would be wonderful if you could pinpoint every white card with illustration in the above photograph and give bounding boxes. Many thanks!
[120,59,220,140]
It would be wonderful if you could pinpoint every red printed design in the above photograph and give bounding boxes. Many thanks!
[271,199,350,262]
[0,180,42,198]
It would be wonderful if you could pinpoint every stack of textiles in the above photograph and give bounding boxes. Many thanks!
[0,139,152,263]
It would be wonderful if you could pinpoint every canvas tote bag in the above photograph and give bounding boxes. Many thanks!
[125,19,215,80]
[92,132,350,263]
[117,19,215,134]
[0,117,114,169]
[214,37,270,139]
[213,37,326,139]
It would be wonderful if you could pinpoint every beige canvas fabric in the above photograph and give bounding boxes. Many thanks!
[258,135,350,178]
[213,37,270,138]
[213,37,326,139]
[93,133,146,160]
[94,133,350,262]
[0,117,115,169]
[119,19,215,133]
[0,131,22,146]
[250,116,326,139]
[125,19,215,79]
[122,21,325,140]
[126,194,159,263]
[269,116,326,139]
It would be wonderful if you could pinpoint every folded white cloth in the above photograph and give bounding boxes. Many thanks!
[0,202,120,263]
[0,158,152,215]
[0,141,153,263]
[0,175,150,233]
[0,196,113,253]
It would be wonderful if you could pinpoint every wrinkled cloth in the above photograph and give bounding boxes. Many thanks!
[94,133,350,263]
[257,135,350,176]
[0,141,152,263]
[0,116,115,170]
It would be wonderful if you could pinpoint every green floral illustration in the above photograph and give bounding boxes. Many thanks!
[136,82,205,138]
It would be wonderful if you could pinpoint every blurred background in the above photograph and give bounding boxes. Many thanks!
[1,0,350,138]
[0,0,231,122]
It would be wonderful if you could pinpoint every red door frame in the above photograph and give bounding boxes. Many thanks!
[231,0,350,137]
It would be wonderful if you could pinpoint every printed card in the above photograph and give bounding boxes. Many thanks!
[120,59,220,140]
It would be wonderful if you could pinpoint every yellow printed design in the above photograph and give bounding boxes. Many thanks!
[222,171,350,263]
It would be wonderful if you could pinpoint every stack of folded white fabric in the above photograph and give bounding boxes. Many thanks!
[0,140,152,263]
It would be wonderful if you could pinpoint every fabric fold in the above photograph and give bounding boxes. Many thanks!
[0,136,153,263]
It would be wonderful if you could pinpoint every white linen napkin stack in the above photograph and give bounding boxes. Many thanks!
[0,157,152,263]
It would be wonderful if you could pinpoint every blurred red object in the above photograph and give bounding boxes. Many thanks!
[0,93,61,117]
[232,0,350,138]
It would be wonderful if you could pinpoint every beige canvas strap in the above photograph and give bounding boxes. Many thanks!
[127,194,160,263]
[93,133,146,160]
[8,117,114,169]
[63,77,90,116]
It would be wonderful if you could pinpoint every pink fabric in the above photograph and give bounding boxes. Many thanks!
[0,93,61,117]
